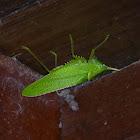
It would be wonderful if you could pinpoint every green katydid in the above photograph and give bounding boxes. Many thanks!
[22,34,119,97]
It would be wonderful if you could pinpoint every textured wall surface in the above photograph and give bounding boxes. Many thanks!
[0,49,140,140]
[0,54,61,139]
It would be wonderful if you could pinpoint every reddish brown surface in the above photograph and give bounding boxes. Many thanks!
[61,61,140,140]
[0,54,61,140]
[124,133,140,140]
[0,53,140,140]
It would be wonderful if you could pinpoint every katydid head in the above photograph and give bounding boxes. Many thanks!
[87,58,120,80]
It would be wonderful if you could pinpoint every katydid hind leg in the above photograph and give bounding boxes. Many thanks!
[21,46,50,73]
[89,35,110,60]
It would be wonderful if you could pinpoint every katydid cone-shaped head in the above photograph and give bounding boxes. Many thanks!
[87,58,119,81]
